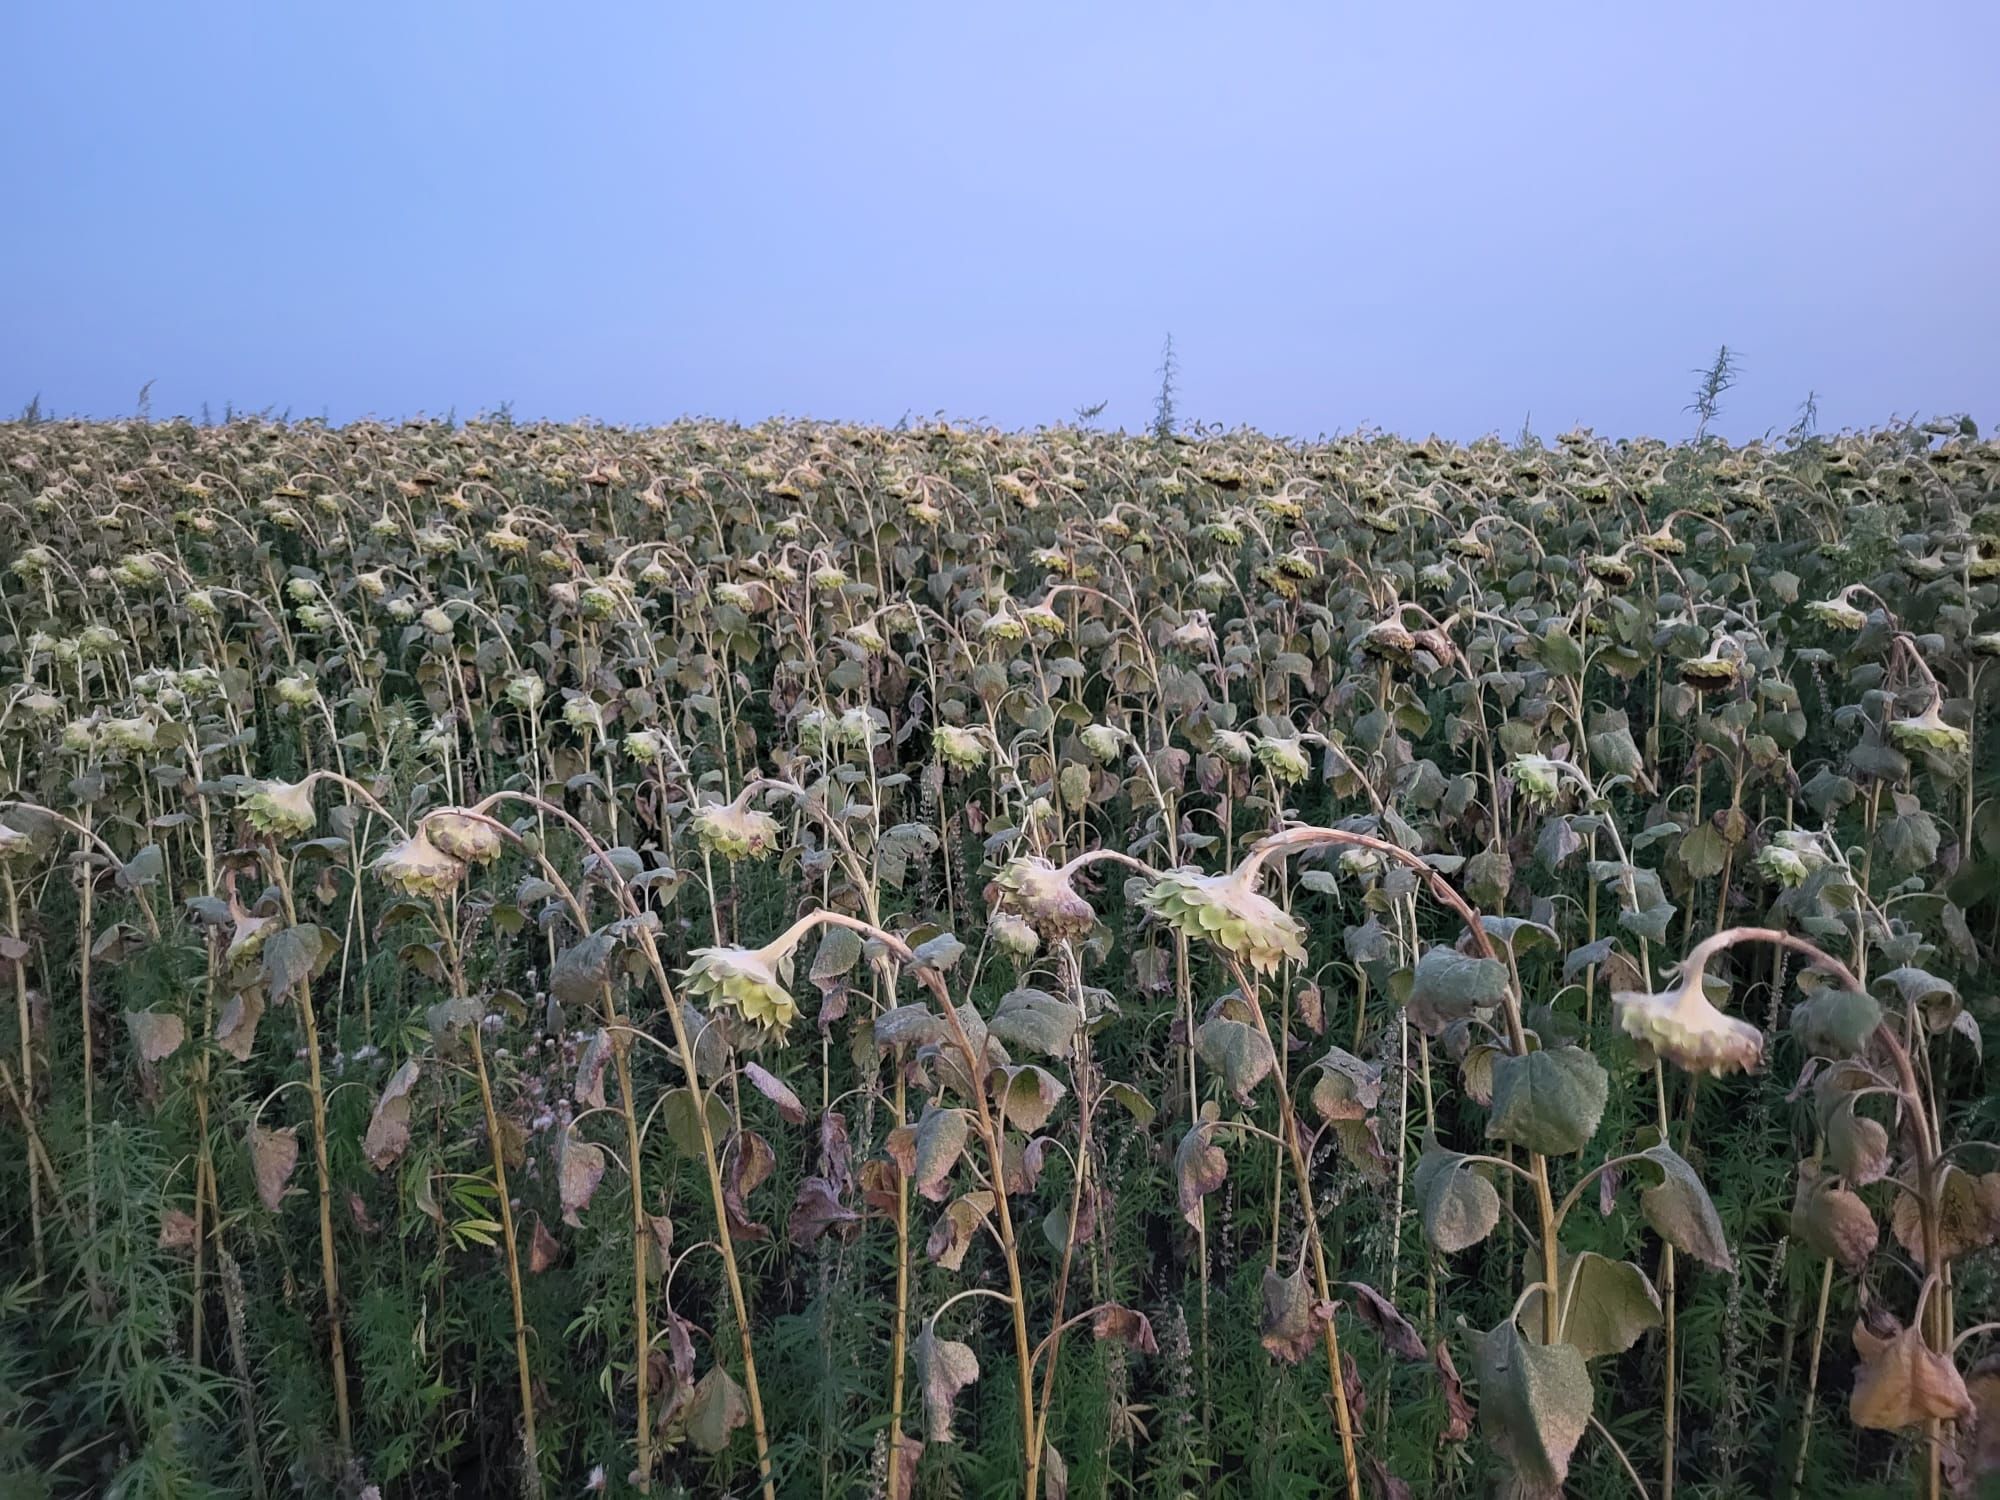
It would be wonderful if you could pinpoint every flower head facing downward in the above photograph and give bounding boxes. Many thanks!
[1139,863,1307,977]
[682,941,799,1040]
[1805,597,1868,632]
[1510,754,1565,809]
[691,798,782,861]
[373,827,467,899]
[242,779,317,839]
[424,811,504,866]
[986,856,1097,945]
[1889,702,1969,757]
[934,724,987,770]
[1613,966,1763,1077]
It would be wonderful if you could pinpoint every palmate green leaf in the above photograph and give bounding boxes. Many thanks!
[1413,1143,1501,1253]
[1474,1319,1592,1495]
[1195,1015,1275,1100]
[1486,1046,1607,1156]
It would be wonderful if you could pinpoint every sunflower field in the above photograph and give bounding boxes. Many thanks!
[1,412,1997,1500]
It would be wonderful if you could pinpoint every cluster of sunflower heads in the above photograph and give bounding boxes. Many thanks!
[1138,863,1307,976]
[371,811,504,898]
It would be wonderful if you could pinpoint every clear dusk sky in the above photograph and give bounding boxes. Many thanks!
[4,1,1995,439]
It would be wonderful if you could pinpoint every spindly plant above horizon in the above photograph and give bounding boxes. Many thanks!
[1,409,1998,1499]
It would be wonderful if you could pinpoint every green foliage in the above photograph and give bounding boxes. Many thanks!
[0,412,1995,1500]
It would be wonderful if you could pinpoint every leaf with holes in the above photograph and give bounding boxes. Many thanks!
[914,1325,980,1443]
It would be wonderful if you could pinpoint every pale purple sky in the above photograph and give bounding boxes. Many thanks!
[5,1,1995,439]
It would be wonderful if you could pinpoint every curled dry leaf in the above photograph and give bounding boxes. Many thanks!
[1174,1117,1228,1228]
[1342,1281,1427,1361]
[743,1059,806,1124]
[914,1324,980,1443]
[125,1008,185,1063]
[528,1215,561,1273]
[558,1126,606,1227]
[788,1177,860,1247]
[1259,1264,1327,1365]
[573,1027,612,1109]
[363,1057,422,1170]
[248,1124,299,1213]
[213,988,264,1062]
[1091,1303,1158,1355]
[1850,1316,1973,1430]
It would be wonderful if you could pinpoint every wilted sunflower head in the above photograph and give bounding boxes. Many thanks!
[985,856,1097,944]
[1020,602,1066,637]
[682,942,799,1040]
[990,911,1041,961]
[373,827,467,899]
[1361,618,1415,661]
[1255,736,1311,786]
[505,673,547,711]
[1641,525,1686,557]
[243,778,317,838]
[1805,597,1868,631]
[275,672,318,707]
[691,799,781,861]
[424,811,504,866]
[1585,552,1635,587]
[1613,967,1763,1076]
[1138,864,1307,976]
[1678,649,1741,693]
[0,822,37,865]
[981,607,1027,642]
[1447,530,1492,559]
[934,723,986,770]
[1755,829,1825,888]
[1889,702,1968,757]
[1080,724,1123,763]
[1510,754,1565,807]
